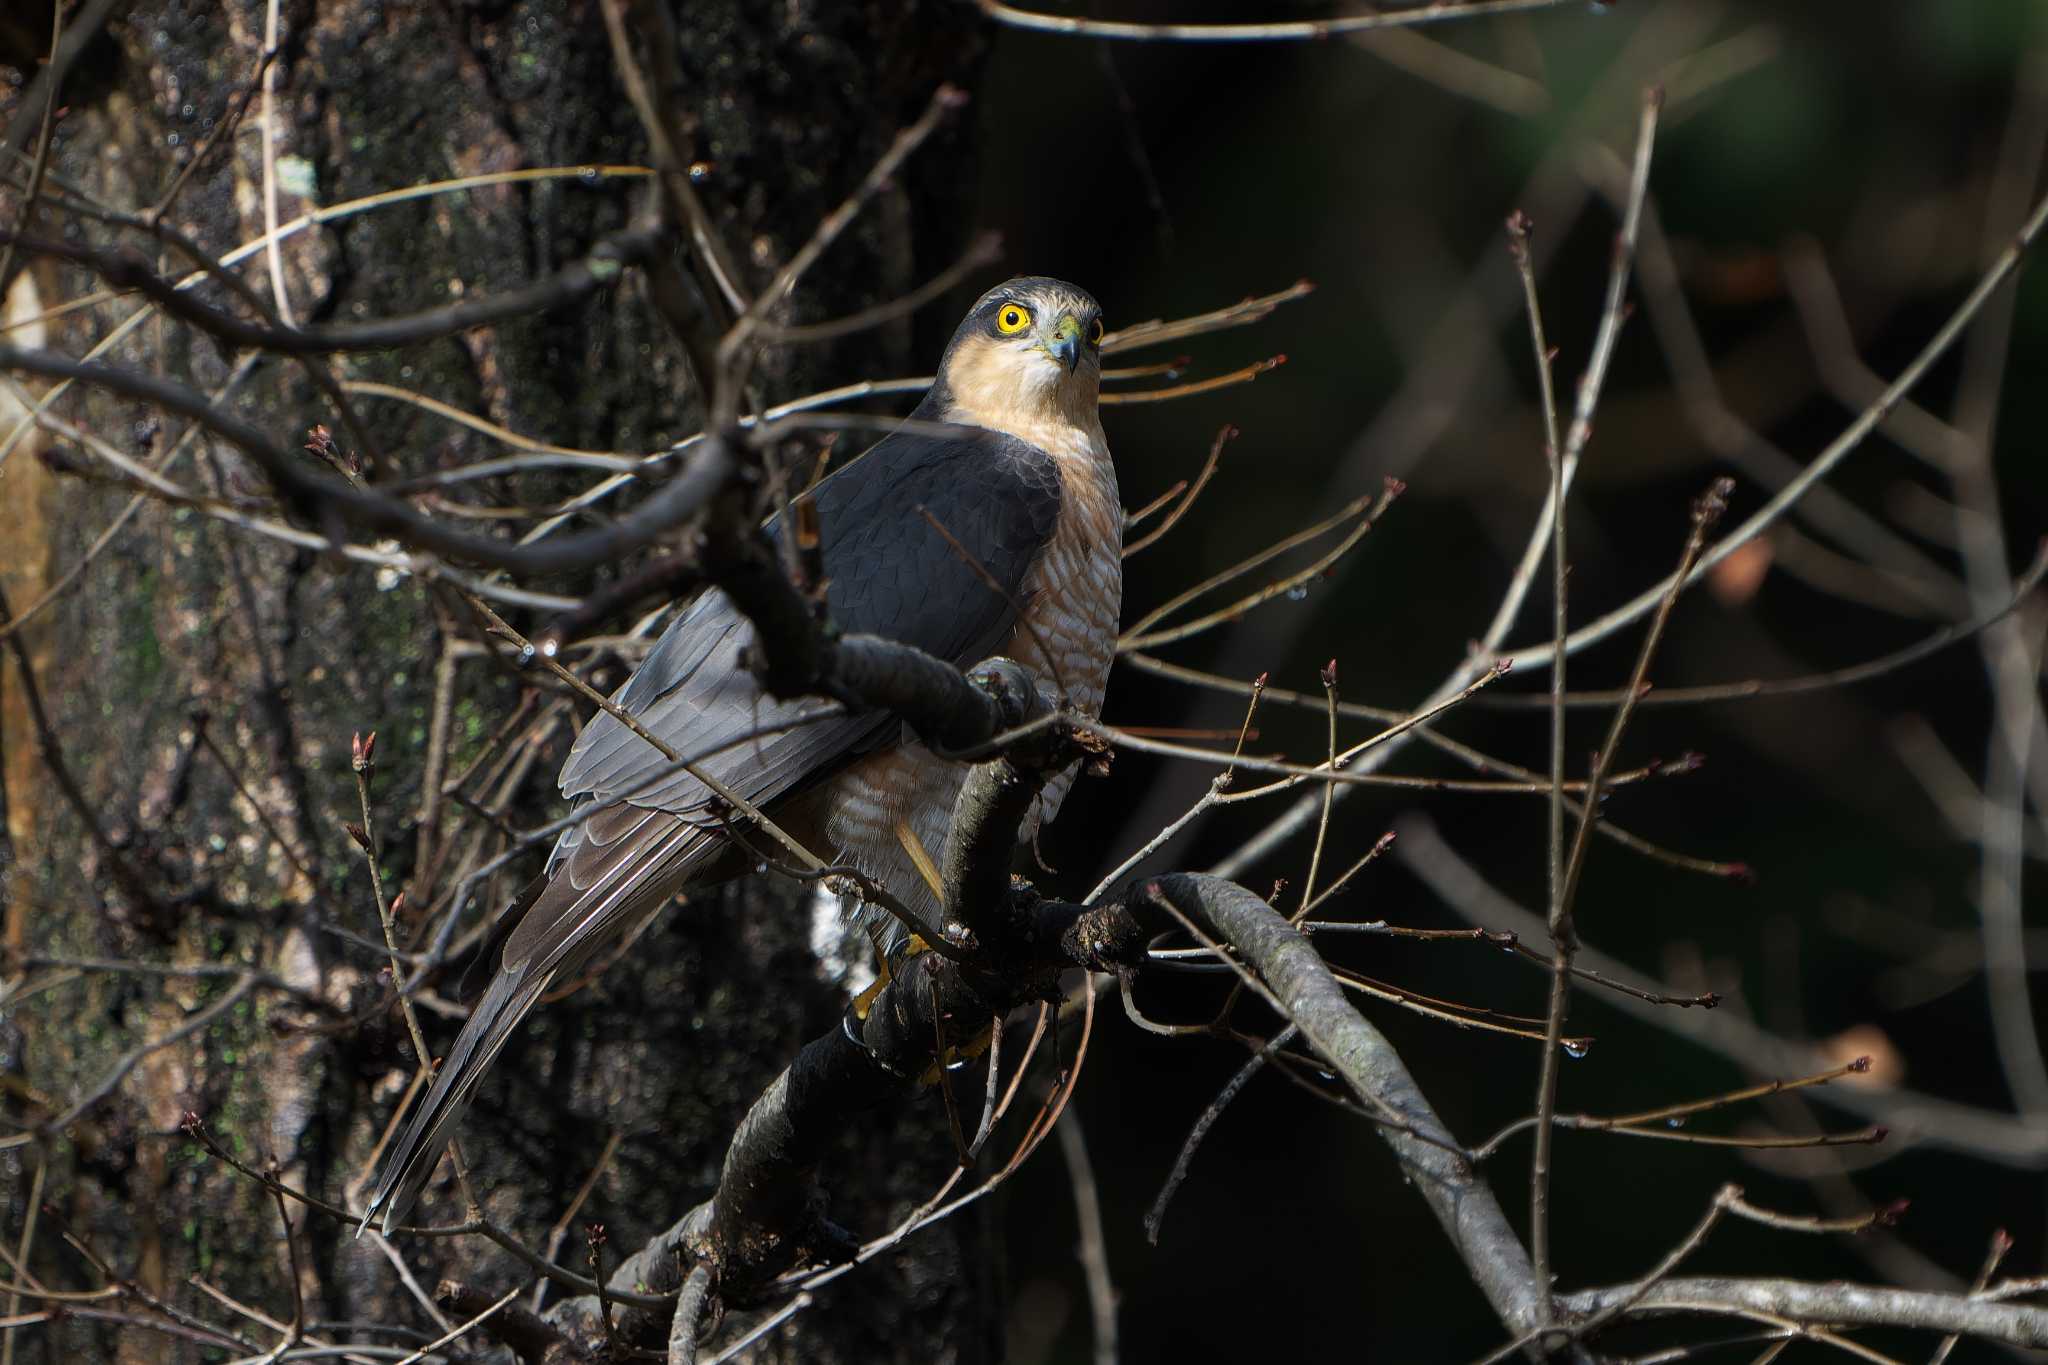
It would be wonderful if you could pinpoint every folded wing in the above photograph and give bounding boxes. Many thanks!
[366,419,1062,1232]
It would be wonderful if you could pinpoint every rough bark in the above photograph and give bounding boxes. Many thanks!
[0,3,1002,1360]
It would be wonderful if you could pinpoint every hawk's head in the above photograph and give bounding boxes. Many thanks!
[932,276,1104,441]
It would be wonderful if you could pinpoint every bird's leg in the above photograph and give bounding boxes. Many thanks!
[850,920,894,1022]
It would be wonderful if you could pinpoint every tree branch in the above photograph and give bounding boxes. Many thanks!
[1135,873,1546,1337]
[0,344,739,578]
[1557,1276,2048,1347]
[0,220,665,354]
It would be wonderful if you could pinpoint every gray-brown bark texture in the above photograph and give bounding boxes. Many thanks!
[0,3,1004,1360]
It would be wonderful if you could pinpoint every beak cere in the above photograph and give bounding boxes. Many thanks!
[1045,313,1083,373]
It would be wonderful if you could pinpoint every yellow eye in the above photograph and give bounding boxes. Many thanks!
[1089,317,1105,346]
[995,303,1032,335]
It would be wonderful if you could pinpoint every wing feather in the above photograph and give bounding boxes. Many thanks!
[557,420,1063,822]
[364,419,1063,1232]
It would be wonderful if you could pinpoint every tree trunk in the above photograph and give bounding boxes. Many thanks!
[1,3,1001,1359]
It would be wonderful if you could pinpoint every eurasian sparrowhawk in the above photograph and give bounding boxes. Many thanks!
[367,276,1120,1232]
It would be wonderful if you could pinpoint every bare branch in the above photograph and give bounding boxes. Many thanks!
[0,221,664,354]
[1496,175,2048,675]
[0,345,740,578]
[1136,874,1546,1337]
[972,0,1580,44]
[1556,1277,2048,1348]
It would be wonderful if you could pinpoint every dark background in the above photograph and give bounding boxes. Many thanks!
[973,4,2048,1360]
[2,1,2044,1361]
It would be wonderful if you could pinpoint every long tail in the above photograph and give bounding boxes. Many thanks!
[362,805,707,1235]
[361,964,554,1234]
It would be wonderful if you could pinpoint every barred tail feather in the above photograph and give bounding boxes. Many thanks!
[363,965,554,1235]
[362,809,705,1235]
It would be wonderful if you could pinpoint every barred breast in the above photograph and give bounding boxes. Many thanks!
[811,428,1121,935]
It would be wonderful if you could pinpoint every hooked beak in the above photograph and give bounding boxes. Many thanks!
[1043,313,1084,374]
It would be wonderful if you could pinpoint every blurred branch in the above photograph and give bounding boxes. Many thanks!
[0,346,741,578]
[1496,174,2048,675]
[1346,17,1549,116]
[0,0,125,167]
[1473,538,2048,708]
[1396,816,2048,1167]
[1946,46,2048,1126]
[1196,58,1679,875]
[42,976,256,1135]
[0,0,61,303]
[1615,167,1968,617]
[713,82,969,425]
[973,0,1579,43]
[0,221,665,354]
[1054,1110,1118,1365]
[0,582,164,911]
[1780,237,1974,477]
[755,231,1003,346]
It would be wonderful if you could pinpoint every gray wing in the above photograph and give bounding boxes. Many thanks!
[365,421,1061,1233]
[553,422,1065,835]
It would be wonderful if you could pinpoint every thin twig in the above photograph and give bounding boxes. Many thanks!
[1478,1183,1741,1364]
[0,0,62,299]
[255,1174,306,1363]
[1145,1024,1297,1246]
[757,231,1003,345]
[1508,191,1572,1310]
[1119,482,1397,652]
[1474,540,2048,708]
[1123,425,1233,558]
[1102,280,1313,353]
[352,734,432,1079]
[973,0,1579,44]
[1473,1058,1883,1162]
[1536,475,1723,1312]
[195,714,315,891]
[1526,99,1666,1298]
[1130,652,1740,877]
[1557,481,1729,939]
[1496,174,2048,676]
[715,84,969,424]
[44,976,256,1134]
[391,1285,519,1365]
[1293,661,1341,923]
[532,1130,623,1312]
[0,1157,43,1365]
[1055,1110,1118,1365]
[1395,816,2048,1165]
[1930,1230,2013,1365]
[1096,353,1284,406]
